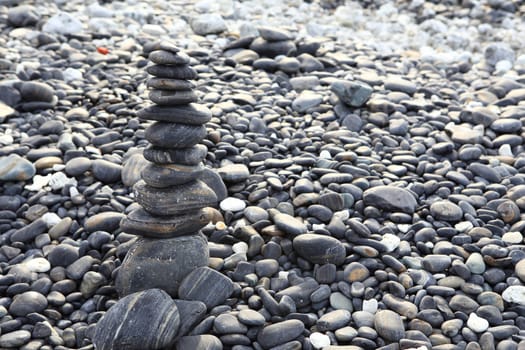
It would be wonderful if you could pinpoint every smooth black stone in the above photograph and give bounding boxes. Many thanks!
[149,90,198,105]
[175,335,222,350]
[116,234,209,298]
[147,78,195,91]
[19,81,54,102]
[120,207,213,238]
[146,64,197,79]
[363,185,417,213]
[137,103,211,125]
[141,163,205,188]
[145,122,206,148]
[92,289,180,350]
[10,218,47,243]
[293,233,346,265]
[143,41,180,54]
[134,180,217,216]
[148,50,190,65]
[143,144,208,165]
[84,211,126,233]
[178,266,234,309]
[257,320,305,349]
[47,244,79,267]
[91,159,122,184]
[173,299,207,340]
[198,167,228,202]
[249,37,296,57]
[9,291,48,316]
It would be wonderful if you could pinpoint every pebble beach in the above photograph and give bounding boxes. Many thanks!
[1,0,525,349]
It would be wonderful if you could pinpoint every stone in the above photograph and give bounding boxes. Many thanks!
[85,211,125,233]
[138,103,212,125]
[467,313,489,333]
[310,332,331,349]
[47,244,79,267]
[258,26,293,41]
[42,11,83,34]
[218,164,250,182]
[214,314,248,334]
[198,168,228,202]
[515,259,525,282]
[484,43,515,66]
[363,186,417,213]
[191,13,227,35]
[430,201,463,221]
[273,212,307,236]
[502,286,525,305]
[142,163,205,188]
[93,289,180,350]
[149,50,190,65]
[173,299,207,340]
[374,310,405,342]
[122,153,149,187]
[65,157,92,177]
[134,180,217,216]
[120,207,213,238]
[145,122,206,148]
[422,255,451,273]
[175,335,222,350]
[20,81,55,102]
[116,234,209,297]
[9,291,48,316]
[293,233,346,265]
[343,262,370,282]
[292,91,323,112]
[8,5,39,27]
[249,37,296,57]
[317,309,352,331]
[238,309,266,326]
[178,266,234,309]
[149,90,198,105]
[220,197,246,212]
[257,320,305,349]
[466,252,486,274]
[10,218,47,243]
[91,159,122,183]
[384,76,417,95]
[0,101,15,121]
[0,154,35,181]
[0,330,31,348]
[147,78,195,91]
[144,144,208,165]
[330,80,373,107]
[147,65,198,80]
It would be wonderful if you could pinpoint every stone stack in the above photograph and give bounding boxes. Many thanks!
[115,42,219,298]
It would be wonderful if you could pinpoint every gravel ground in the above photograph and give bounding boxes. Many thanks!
[1,0,525,349]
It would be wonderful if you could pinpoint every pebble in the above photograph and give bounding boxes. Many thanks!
[257,320,305,349]
[331,80,373,107]
[0,154,35,181]
[220,197,246,212]
[374,310,405,342]
[430,200,463,221]
[293,233,346,265]
[178,266,234,309]
[93,289,180,350]
[0,330,31,348]
[9,291,48,316]
[363,186,417,213]
[467,313,489,333]
[191,13,227,35]
[310,332,331,349]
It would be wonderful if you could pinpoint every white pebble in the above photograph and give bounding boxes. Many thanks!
[502,286,525,305]
[499,144,513,157]
[43,11,83,35]
[455,221,473,232]
[502,231,523,244]
[467,313,489,333]
[22,258,51,273]
[25,174,51,192]
[495,59,512,73]
[319,150,332,159]
[63,68,83,83]
[381,234,400,252]
[49,172,77,191]
[232,242,248,254]
[220,197,246,212]
[362,299,378,314]
[42,212,61,227]
[310,332,330,349]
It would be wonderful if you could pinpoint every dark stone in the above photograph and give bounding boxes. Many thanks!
[293,233,346,265]
[120,207,213,238]
[115,234,209,297]
[257,320,305,349]
[19,82,54,102]
[138,103,212,125]
[178,266,234,309]
[92,289,180,350]
[173,299,207,340]
[91,159,122,184]
[84,211,125,233]
[149,90,198,105]
[363,185,417,213]
[198,167,228,202]
[9,291,48,316]
[148,50,190,65]
[147,78,195,91]
[249,37,296,57]
[141,163,205,188]
[144,144,208,165]
[175,335,222,350]
[374,310,405,342]
[10,218,47,243]
[145,122,207,148]
[47,244,79,267]
[134,180,217,216]
[146,64,198,79]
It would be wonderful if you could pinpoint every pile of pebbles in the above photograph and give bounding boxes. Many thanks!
[1,0,525,350]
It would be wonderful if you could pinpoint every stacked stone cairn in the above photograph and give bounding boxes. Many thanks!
[92,42,234,350]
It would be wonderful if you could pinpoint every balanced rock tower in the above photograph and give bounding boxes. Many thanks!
[115,42,219,297]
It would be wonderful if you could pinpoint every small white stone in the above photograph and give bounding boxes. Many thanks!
[499,144,513,157]
[502,286,525,305]
[455,221,473,232]
[232,241,248,254]
[22,258,51,273]
[43,11,83,35]
[87,3,114,18]
[381,234,400,252]
[495,60,513,73]
[49,172,77,191]
[63,68,83,83]
[362,299,378,314]
[220,197,246,212]
[25,174,51,192]
[397,224,410,233]
[319,150,332,159]
[467,313,489,333]
[310,332,330,349]
[42,212,61,227]
[465,252,485,274]
[502,231,523,244]
[191,13,227,35]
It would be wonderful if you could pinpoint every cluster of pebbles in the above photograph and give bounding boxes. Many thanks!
[1,1,525,350]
